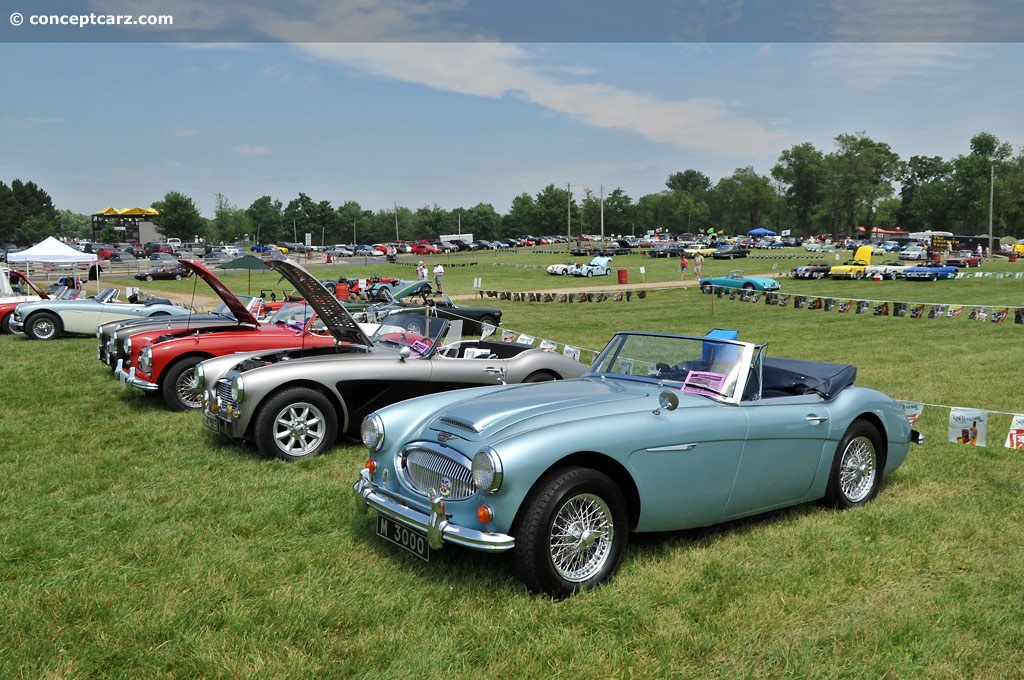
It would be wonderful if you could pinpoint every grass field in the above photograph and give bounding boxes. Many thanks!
[2,249,1023,677]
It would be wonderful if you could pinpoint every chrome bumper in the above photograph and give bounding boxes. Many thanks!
[117,366,159,392]
[353,469,515,553]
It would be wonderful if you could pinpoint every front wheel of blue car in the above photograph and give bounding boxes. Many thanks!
[512,467,628,598]
[254,387,338,462]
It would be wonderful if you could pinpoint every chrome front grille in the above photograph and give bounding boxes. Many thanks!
[400,447,475,500]
[215,378,238,411]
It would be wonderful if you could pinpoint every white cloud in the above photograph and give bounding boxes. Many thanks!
[299,43,784,155]
[231,144,270,155]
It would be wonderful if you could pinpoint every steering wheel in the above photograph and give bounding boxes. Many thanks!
[378,331,430,355]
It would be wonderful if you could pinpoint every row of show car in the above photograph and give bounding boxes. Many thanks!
[791,246,978,282]
[5,259,925,597]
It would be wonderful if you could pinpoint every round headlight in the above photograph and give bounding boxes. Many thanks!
[194,362,206,390]
[229,376,244,402]
[139,346,152,373]
[471,447,503,493]
[360,414,384,451]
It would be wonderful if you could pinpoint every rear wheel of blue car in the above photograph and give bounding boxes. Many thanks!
[254,388,337,462]
[512,467,628,598]
[823,421,884,509]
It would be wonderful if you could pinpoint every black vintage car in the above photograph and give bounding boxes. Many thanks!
[712,244,750,260]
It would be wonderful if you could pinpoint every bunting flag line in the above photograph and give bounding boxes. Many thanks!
[701,284,1024,326]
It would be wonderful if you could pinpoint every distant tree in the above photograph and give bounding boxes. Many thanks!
[0,179,57,244]
[210,193,252,244]
[335,200,370,245]
[601,188,636,236]
[533,185,573,236]
[246,195,284,244]
[55,209,90,241]
[413,204,450,240]
[503,193,537,237]
[151,191,207,242]
[665,169,711,196]
[822,132,902,237]
[713,167,776,232]
[772,142,825,235]
[457,203,501,241]
[949,132,1013,233]
[897,155,953,230]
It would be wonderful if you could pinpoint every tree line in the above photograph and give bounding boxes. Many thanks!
[3,130,1022,248]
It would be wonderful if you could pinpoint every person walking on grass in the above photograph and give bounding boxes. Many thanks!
[693,251,705,280]
[680,254,689,280]
[432,262,445,292]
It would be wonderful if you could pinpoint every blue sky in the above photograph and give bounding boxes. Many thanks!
[1,1,1023,218]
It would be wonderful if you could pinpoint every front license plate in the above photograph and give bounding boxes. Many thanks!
[376,514,429,561]
[202,413,222,434]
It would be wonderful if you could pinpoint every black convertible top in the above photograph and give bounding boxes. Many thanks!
[759,357,857,400]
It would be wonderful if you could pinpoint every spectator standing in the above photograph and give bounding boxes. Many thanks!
[416,260,427,280]
[694,251,705,279]
[679,254,689,280]
[432,262,445,292]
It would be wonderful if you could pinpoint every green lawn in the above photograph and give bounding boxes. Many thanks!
[2,249,1023,677]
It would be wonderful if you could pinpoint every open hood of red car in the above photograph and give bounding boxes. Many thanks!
[178,259,259,326]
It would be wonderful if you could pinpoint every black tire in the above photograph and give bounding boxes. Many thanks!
[512,467,628,598]
[0,312,12,334]
[700,282,713,294]
[478,315,498,328]
[174,274,183,281]
[523,371,557,383]
[742,283,755,290]
[586,270,593,277]
[160,357,206,411]
[26,312,62,341]
[822,420,884,509]
[253,387,338,461]
[145,274,154,281]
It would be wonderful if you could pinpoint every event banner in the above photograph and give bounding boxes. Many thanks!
[949,408,988,447]
[1005,415,1024,450]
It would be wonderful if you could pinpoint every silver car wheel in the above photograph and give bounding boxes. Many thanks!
[173,367,201,409]
[838,435,877,504]
[823,421,883,509]
[28,312,60,341]
[549,492,614,583]
[274,403,327,455]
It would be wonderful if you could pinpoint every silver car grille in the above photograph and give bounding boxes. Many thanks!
[400,448,475,501]
[216,378,238,411]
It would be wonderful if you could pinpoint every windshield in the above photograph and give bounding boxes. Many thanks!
[589,331,756,403]
[369,313,449,356]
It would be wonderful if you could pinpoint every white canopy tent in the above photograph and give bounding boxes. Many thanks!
[7,237,99,292]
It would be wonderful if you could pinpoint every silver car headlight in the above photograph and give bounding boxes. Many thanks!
[194,362,206,390]
[361,414,384,451]
[471,447,503,493]
[138,345,152,373]
[229,376,244,402]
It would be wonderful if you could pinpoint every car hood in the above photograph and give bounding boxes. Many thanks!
[179,259,258,326]
[425,377,679,441]
[266,260,374,347]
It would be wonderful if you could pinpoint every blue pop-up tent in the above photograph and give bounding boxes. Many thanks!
[748,227,776,236]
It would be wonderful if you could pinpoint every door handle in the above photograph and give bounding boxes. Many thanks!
[805,415,828,424]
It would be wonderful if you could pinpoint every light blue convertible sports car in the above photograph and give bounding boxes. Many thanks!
[11,288,192,340]
[699,269,781,293]
[354,329,923,597]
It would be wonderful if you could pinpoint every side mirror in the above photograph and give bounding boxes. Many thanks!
[654,390,679,415]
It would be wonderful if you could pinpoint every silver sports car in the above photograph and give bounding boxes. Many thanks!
[198,261,587,461]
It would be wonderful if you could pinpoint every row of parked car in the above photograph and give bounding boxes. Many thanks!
[4,257,925,597]
[792,245,979,281]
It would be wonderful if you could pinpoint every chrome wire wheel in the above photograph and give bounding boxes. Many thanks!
[173,369,201,409]
[838,434,877,504]
[548,492,615,583]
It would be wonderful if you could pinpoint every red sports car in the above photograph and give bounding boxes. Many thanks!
[118,261,349,410]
